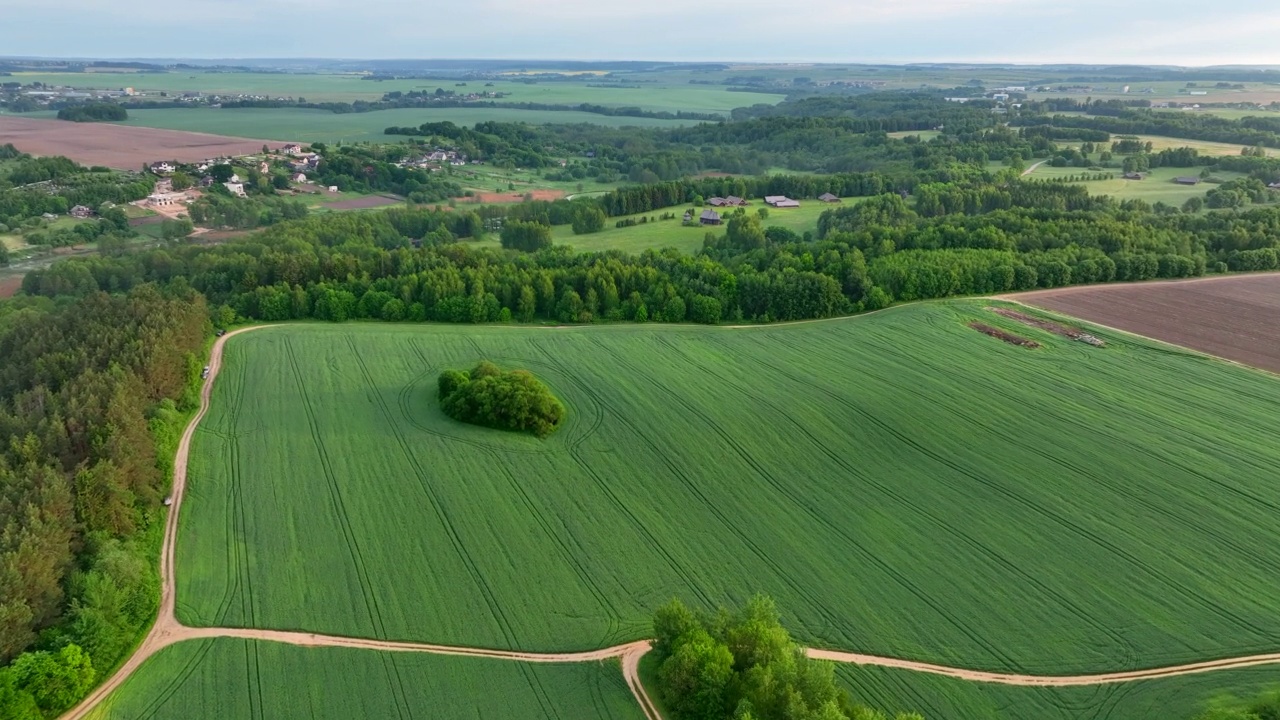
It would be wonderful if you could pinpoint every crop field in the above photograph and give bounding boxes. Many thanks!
[839,664,1280,720]
[106,107,692,144]
[6,71,780,114]
[0,114,278,168]
[85,638,641,720]
[1015,273,1280,374]
[179,300,1280,677]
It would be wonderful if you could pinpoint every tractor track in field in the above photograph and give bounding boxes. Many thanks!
[60,322,1280,720]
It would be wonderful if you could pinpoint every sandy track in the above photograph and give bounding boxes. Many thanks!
[60,321,1280,720]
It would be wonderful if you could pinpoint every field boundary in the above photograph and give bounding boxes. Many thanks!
[60,312,1280,720]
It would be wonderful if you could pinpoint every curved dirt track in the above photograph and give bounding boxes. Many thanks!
[61,322,1280,720]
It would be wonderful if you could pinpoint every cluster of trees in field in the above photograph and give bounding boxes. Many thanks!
[55,103,127,122]
[653,596,920,720]
[1192,690,1280,720]
[0,285,208,718]
[437,362,565,438]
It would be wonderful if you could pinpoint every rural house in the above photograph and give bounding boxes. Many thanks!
[819,193,841,203]
[725,196,747,206]
[765,195,801,208]
[224,182,247,197]
[1174,176,1202,185]
[282,143,304,156]
[149,161,175,174]
[69,205,93,218]
[707,197,727,207]
[291,172,307,183]
[700,209,722,225]
[1123,172,1146,180]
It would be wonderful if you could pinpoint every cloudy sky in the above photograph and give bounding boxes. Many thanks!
[7,0,1280,65]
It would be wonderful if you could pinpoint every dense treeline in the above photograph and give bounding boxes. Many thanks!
[653,596,920,720]
[1193,690,1280,720]
[437,362,565,438]
[0,286,208,718]
[55,103,127,122]
[1016,109,1280,148]
[23,183,1280,330]
[187,191,308,230]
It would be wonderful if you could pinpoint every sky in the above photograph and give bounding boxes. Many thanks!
[6,0,1280,66]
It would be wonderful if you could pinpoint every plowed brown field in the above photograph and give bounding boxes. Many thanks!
[0,115,283,168]
[1013,273,1280,373]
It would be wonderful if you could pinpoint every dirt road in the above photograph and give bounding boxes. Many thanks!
[60,321,1280,720]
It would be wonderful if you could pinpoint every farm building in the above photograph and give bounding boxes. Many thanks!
[69,205,93,218]
[725,196,747,206]
[700,209,722,225]
[765,195,801,208]
[1268,182,1280,190]
[819,193,841,203]
[1123,172,1146,180]
[1174,176,1202,185]
[707,197,727,207]
[683,211,693,224]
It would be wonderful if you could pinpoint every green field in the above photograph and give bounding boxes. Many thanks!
[467,199,852,255]
[180,300,1280,678]
[8,71,779,114]
[86,638,642,720]
[839,665,1280,720]
[63,107,692,144]
[1021,165,1247,205]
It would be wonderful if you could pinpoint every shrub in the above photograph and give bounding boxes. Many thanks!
[437,362,565,437]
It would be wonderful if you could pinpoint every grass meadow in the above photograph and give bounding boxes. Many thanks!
[84,638,641,720]
[179,300,1280,678]
[1021,165,1248,205]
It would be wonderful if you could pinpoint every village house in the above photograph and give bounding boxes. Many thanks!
[149,161,175,174]
[199,176,215,188]
[725,196,747,206]
[1123,172,1146,181]
[146,192,186,207]
[700,209,722,226]
[224,182,247,197]
[818,193,841,203]
[707,197,727,207]
[69,205,93,219]
[258,161,270,174]
[282,143,304,156]
[765,195,801,208]
[291,172,307,183]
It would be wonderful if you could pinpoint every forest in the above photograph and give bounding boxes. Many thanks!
[0,286,208,718]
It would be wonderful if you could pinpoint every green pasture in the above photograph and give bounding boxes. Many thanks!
[85,638,642,720]
[840,664,1280,720]
[1021,165,1247,205]
[8,71,778,115]
[180,300,1280,678]
[103,107,690,143]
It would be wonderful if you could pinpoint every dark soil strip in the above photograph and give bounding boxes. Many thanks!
[988,307,1105,347]
[969,322,1041,348]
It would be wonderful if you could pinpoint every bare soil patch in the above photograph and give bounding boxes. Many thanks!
[324,194,403,210]
[988,307,1105,347]
[0,276,22,299]
[969,322,1040,348]
[0,115,283,169]
[463,189,566,204]
[1013,273,1280,373]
